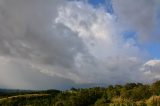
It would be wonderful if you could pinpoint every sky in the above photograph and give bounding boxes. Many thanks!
[0,0,160,90]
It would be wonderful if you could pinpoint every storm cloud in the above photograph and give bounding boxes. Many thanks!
[0,0,159,89]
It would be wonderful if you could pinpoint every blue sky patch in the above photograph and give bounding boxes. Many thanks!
[88,0,113,14]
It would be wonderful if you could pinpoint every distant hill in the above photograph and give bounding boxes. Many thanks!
[0,88,34,94]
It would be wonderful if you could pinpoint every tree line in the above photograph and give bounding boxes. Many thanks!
[1,81,160,106]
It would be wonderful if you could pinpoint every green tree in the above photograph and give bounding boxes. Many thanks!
[94,98,109,106]
[151,80,160,95]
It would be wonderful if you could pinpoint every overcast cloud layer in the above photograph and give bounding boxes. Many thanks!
[0,0,159,90]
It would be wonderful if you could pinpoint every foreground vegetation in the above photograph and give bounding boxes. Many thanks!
[1,81,160,106]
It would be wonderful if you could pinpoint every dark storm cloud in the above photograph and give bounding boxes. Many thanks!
[0,0,90,89]
[0,0,87,68]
